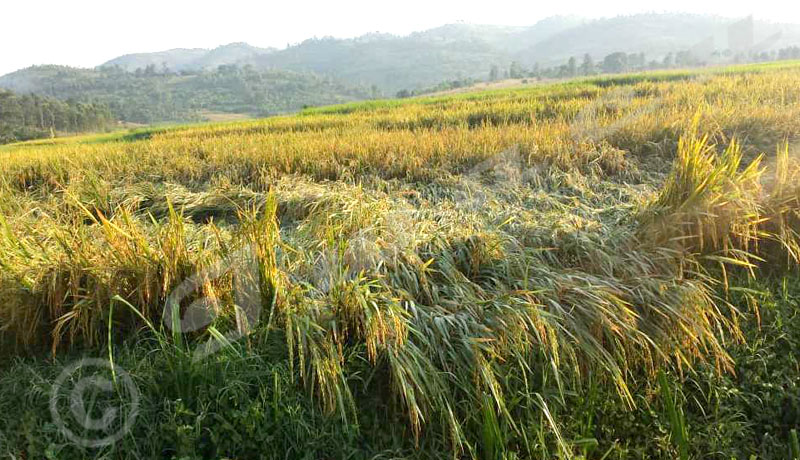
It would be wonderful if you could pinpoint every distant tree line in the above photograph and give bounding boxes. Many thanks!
[395,77,477,98]
[0,90,112,144]
[395,44,800,100]
[487,45,800,83]
[777,46,800,60]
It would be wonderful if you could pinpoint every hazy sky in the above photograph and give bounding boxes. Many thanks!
[2,0,799,76]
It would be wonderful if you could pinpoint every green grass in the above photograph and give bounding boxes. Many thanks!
[1,62,800,459]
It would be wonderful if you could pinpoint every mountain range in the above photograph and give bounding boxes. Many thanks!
[2,13,800,124]
[103,42,278,73]
[92,14,800,91]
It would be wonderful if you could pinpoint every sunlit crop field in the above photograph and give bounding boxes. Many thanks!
[2,62,800,459]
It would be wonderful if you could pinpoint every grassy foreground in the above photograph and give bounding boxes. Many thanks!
[1,63,800,459]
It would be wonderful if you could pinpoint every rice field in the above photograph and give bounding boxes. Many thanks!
[1,62,800,459]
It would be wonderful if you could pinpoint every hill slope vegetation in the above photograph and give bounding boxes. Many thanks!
[0,89,112,144]
[0,64,370,123]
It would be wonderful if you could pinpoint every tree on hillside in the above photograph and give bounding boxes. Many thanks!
[567,57,577,77]
[779,46,800,60]
[509,61,525,79]
[0,89,112,144]
[602,52,628,73]
[531,63,541,79]
[580,54,595,75]
[663,52,674,68]
[489,65,499,81]
[675,50,696,66]
[629,52,646,69]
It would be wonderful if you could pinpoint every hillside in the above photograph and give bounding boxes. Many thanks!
[404,16,584,53]
[94,14,800,92]
[2,62,800,458]
[250,34,506,92]
[0,65,370,123]
[516,14,800,66]
[100,48,209,73]
[246,17,587,91]
[103,42,278,72]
